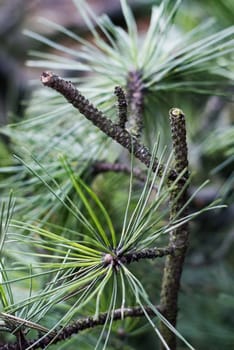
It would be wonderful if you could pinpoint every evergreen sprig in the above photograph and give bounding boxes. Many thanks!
[0,0,233,349]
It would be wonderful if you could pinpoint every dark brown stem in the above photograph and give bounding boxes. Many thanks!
[103,246,175,269]
[114,86,128,128]
[41,71,178,182]
[127,70,144,139]
[121,246,175,264]
[160,108,189,350]
[0,306,161,350]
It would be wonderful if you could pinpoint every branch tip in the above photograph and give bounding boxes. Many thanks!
[169,108,184,118]
[41,71,53,84]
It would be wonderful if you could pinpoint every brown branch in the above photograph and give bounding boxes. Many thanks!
[160,108,189,350]
[0,306,161,350]
[40,71,178,182]
[103,246,175,268]
[121,246,175,264]
[92,160,159,193]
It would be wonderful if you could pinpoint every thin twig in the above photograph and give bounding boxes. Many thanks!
[102,246,175,268]
[0,306,161,350]
[121,246,175,264]
[92,161,147,182]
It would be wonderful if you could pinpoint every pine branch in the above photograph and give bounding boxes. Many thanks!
[160,108,190,350]
[121,246,175,264]
[40,71,179,182]
[102,246,175,268]
[0,306,161,350]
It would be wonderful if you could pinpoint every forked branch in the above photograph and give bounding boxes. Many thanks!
[41,72,179,181]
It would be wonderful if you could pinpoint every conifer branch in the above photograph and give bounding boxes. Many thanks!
[41,72,179,182]
[102,246,175,269]
[0,306,160,350]
[160,108,190,350]
[121,246,175,264]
